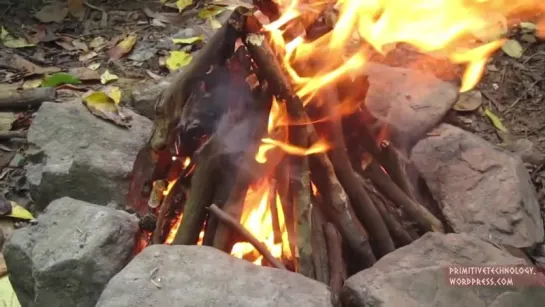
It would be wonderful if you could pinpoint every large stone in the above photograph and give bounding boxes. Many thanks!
[341,232,545,307]
[363,63,459,150]
[3,197,139,307]
[410,124,543,247]
[96,245,333,307]
[26,101,152,210]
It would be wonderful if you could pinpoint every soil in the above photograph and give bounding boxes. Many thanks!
[0,0,544,236]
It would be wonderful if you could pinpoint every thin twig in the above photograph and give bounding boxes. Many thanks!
[504,80,541,114]
[208,204,287,270]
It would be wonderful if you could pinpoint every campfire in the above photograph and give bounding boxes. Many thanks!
[127,0,545,297]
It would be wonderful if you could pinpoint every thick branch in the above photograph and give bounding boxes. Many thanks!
[311,200,330,284]
[0,87,56,111]
[208,204,286,270]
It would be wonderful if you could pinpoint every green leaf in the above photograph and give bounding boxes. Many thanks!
[41,72,81,87]
[484,108,508,133]
[501,39,523,58]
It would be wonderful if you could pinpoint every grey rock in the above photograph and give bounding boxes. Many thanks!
[363,63,459,150]
[341,232,545,307]
[3,197,139,307]
[96,245,333,307]
[128,41,158,62]
[25,101,152,210]
[127,78,171,119]
[410,124,543,247]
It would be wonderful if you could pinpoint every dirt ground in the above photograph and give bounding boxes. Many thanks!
[0,1,544,220]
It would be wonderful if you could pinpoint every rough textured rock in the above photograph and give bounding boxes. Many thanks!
[26,101,152,210]
[363,62,459,150]
[96,245,333,307]
[3,197,139,307]
[411,124,543,247]
[341,232,545,307]
[127,78,171,120]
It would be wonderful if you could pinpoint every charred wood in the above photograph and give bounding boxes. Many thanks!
[209,204,286,270]
[310,199,330,285]
[268,180,282,244]
[171,135,222,245]
[325,222,344,307]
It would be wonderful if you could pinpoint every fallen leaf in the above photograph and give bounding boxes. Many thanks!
[146,70,163,81]
[501,39,523,58]
[100,70,119,84]
[34,3,69,23]
[0,275,22,307]
[4,54,60,76]
[172,35,204,44]
[208,17,222,29]
[109,35,138,60]
[453,90,483,112]
[41,72,81,87]
[0,113,15,131]
[103,86,122,104]
[176,0,193,12]
[520,22,536,31]
[22,78,43,89]
[165,51,193,72]
[82,90,130,127]
[6,201,34,220]
[88,63,101,70]
[142,7,184,24]
[72,39,89,52]
[68,0,86,21]
[0,27,35,48]
[151,19,167,27]
[212,0,253,9]
[197,6,225,19]
[89,36,108,51]
[484,108,508,133]
[472,18,507,42]
[68,67,101,80]
[56,40,76,50]
[520,34,537,43]
[79,51,98,62]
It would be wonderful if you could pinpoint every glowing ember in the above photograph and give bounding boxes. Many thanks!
[230,180,292,265]
[164,213,205,245]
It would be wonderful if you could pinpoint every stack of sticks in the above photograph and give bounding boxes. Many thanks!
[128,2,446,304]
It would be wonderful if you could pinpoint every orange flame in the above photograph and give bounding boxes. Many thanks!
[231,180,292,265]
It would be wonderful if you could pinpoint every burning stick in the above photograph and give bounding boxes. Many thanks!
[293,155,314,278]
[268,180,282,244]
[310,198,330,285]
[208,204,287,270]
[172,135,223,245]
[361,156,444,233]
[324,222,344,306]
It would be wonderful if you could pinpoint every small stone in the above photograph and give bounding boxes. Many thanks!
[4,197,139,307]
[411,124,544,247]
[341,233,545,307]
[363,62,459,150]
[96,245,333,307]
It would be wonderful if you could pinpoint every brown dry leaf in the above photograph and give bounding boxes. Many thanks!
[90,36,108,51]
[4,54,60,76]
[79,51,98,62]
[0,27,35,48]
[82,88,131,127]
[145,70,163,81]
[68,0,86,20]
[56,41,76,51]
[34,3,69,23]
[453,90,483,112]
[501,39,524,58]
[109,35,138,60]
[69,67,101,81]
[142,7,184,24]
[72,39,88,52]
